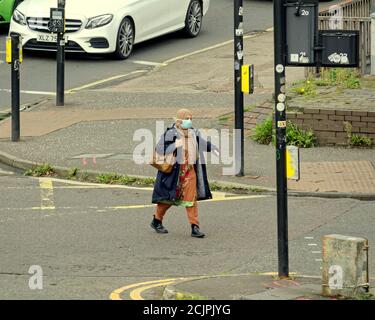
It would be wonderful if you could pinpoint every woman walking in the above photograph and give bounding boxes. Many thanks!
[150,109,218,238]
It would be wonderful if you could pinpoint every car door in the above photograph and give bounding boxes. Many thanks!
[129,0,172,42]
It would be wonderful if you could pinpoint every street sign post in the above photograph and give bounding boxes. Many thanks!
[273,0,289,279]
[273,0,359,278]
[234,0,244,177]
[7,33,22,142]
[51,0,66,106]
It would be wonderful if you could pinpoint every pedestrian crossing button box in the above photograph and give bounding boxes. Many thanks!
[285,0,319,66]
[319,30,359,67]
[49,8,65,33]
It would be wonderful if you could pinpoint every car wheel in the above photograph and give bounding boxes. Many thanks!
[182,0,203,38]
[113,17,134,60]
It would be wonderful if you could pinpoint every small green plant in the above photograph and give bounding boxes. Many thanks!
[292,79,317,97]
[320,68,361,89]
[251,118,273,145]
[350,135,372,147]
[96,173,122,184]
[344,121,372,147]
[286,121,316,148]
[68,168,79,179]
[24,164,54,177]
[252,118,316,148]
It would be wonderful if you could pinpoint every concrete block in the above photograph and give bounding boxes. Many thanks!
[322,234,369,298]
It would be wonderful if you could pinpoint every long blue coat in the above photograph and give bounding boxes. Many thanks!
[152,124,215,204]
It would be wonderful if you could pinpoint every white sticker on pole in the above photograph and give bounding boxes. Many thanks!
[278,94,286,103]
[291,54,299,63]
[277,103,285,112]
[236,29,244,36]
[276,64,284,73]
[286,145,300,181]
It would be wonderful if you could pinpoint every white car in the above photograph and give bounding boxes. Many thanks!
[9,0,210,59]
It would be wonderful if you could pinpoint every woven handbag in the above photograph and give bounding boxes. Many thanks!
[150,151,176,174]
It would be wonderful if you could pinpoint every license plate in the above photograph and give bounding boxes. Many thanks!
[37,34,58,43]
[36,34,68,43]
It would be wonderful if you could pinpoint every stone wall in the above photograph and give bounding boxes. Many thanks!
[287,109,375,146]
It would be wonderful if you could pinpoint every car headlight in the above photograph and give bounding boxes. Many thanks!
[13,9,27,26]
[86,14,113,29]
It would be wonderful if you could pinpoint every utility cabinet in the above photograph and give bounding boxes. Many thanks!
[285,0,319,66]
[319,30,359,67]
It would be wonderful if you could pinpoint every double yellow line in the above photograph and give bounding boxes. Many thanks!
[109,278,180,300]
[38,178,55,210]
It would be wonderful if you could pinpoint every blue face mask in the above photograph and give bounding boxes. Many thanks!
[181,119,193,129]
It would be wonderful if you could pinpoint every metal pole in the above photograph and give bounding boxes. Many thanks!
[234,0,244,177]
[371,12,375,75]
[273,0,289,278]
[11,33,20,142]
[56,0,65,106]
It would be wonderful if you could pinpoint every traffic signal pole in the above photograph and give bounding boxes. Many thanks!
[10,33,21,142]
[56,0,65,106]
[234,0,244,177]
[273,0,289,278]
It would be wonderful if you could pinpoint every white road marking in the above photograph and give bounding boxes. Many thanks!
[30,176,154,191]
[131,60,167,67]
[67,70,148,93]
[312,251,321,254]
[0,168,14,175]
[308,243,318,246]
[162,33,259,65]
[0,89,56,95]
[315,259,323,262]
[0,51,5,54]
[304,237,314,240]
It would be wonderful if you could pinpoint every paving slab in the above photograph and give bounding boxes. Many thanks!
[163,274,375,300]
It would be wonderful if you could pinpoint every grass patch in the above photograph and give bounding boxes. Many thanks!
[95,173,155,187]
[210,182,267,194]
[319,68,361,89]
[251,118,316,148]
[24,164,54,177]
[290,68,361,99]
[175,292,208,300]
[219,114,232,122]
[244,104,257,113]
[292,79,317,97]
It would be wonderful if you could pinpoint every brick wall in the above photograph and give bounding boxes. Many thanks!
[287,109,375,146]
